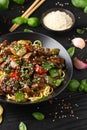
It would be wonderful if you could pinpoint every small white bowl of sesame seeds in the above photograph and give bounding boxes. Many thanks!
[41,8,75,33]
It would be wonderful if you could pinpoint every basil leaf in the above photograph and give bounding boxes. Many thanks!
[67,79,80,91]
[76,28,85,34]
[28,17,40,27]
[71,0,87,8]
[12,17,28,25]
[0,0,9,10]
[84,6,87,13]
[67,47,75,57]
[32,112,45,120]
[12,0,25,4]
[24,29,33,32]
[19,122,27,130]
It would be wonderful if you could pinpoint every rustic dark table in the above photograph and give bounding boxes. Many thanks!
[0,0,87,130]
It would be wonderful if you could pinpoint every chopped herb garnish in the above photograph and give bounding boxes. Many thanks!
[5,67,12,74]
[3,56,7,62]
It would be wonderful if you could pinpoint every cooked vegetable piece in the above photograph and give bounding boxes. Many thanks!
[49,69,58,77]
[42,62,55,71]
[53,78,64,87]
[35,64,47,74]
[10,72,19,80]
[15,91,25,102]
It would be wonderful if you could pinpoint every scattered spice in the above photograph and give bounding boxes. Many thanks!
[55,2,69,7]
[48,98,79,122]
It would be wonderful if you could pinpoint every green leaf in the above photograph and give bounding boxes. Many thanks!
[12,17,28,25]
[76,28,85,34]
[32,112,45,120]
[0,0,9,10]
[71,0,87,8]
[28,17,40,27]
[84,6,87,13]
[12,0,25,4]
[24,28,33,32]
[67,47,75,57]
[19,122,27,130]
[67,79,80,91]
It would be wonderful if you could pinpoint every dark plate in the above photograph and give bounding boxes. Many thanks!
[0,32,73,105]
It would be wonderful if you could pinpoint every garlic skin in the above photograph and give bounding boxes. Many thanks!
[72,37,86,49]
[73,57,87,70]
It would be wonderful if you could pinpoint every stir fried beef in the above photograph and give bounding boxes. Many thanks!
[0,75,19,94]
[0,40,66,102]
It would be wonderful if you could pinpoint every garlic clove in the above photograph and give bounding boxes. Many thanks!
[73,57,87,69]
[72,37,86,49]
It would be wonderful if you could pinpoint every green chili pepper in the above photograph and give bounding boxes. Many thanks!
[67,79,80,91]
[27,17,40,27]
[15,91,25,102]
[53,78,64,87]
[19,122,27,130]
[0,0,9,10]
[45,76,64,87]
[49,69,58,78]
[32,112,45,120]
[45,76,54,85]
[12,0,25,4]
[12,17,28,25]
[71,0,87,8]
[67,47,75,57]
[42,62,55,71]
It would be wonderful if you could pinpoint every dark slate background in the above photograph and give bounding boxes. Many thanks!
[0,0,87,130]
